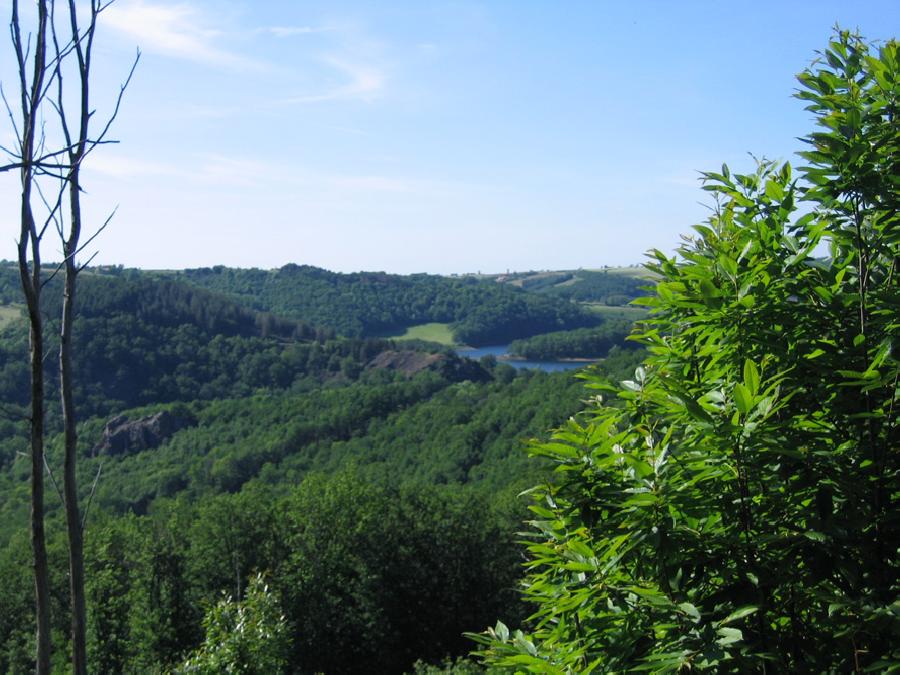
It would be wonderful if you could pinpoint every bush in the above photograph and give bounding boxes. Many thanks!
[471,30,899,672]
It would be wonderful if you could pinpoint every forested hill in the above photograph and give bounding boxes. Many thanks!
[493,267,651,305]
[179,264,602,345]
[0,265,399,424]
[0,259,645,672]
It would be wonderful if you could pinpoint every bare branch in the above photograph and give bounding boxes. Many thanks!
[50,3,73,152]
[43,454,64,506]
[34,174,66,240]
[76,250,99,273]
[80,463,103,533]
[85,48,140,157]
[33,176,67,245]
[0,82,23,149]
[74,205,117,259]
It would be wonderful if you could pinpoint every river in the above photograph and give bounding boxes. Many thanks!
[455,345,593,373]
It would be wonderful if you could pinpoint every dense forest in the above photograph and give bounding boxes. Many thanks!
[179,264,607,345]
[497,268,651,305]
[508,321,638,360]
[1,22,896,675]
[0,255,645,671]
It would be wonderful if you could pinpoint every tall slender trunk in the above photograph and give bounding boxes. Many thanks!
[23,265,52,675]
[59,1,90,665]
[18,182,52,675]
[60,246,87,674]
[59,160,87,675]
[13,0,53,668]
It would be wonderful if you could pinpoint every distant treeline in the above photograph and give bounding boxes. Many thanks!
[537,269,650,305]
[508,320,638,360]
[180,264,602,345]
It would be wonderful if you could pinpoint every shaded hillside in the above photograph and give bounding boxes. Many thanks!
[0,269,474,471]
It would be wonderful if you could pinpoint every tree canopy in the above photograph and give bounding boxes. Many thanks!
[472,30,899,672]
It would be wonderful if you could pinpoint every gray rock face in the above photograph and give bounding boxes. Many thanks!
[366,349,444,375]
[95,410,193,456]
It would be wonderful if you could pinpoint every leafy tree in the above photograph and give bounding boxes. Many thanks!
[508,321,637,360]
[471,31,898,672]
[179,574,290,675]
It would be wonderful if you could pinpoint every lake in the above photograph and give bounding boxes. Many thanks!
[455,345,593,373]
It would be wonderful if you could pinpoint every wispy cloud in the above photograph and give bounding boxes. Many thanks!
[104,0,264,70]
[284,56,386,104]
[257,25,331,38]
[85,154,194,180]
[85,152,415,193]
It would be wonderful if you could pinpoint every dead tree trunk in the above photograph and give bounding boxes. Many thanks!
[52,2,136,670]
[56,2,90,667]
[4,1,136,671]
[10,1,53,671]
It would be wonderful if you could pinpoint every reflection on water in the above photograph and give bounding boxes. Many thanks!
[455,345,591,373]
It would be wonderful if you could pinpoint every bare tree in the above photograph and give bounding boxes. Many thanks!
[6,3,53,670]
[52,3,136,671]
[2,1,136,671]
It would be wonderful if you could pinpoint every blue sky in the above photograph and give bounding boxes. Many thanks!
[1,1,897,273]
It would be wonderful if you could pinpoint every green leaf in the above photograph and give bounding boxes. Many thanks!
[699,279,720,300]
[716,626,744,646]
[678,602,701,622]
[765,178,785,201]
[743,359,760,396]
[567,540,595,559]
[719,606,759,625]
[734,383,753,415]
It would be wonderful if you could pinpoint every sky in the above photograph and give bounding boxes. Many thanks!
[1,1,897,274]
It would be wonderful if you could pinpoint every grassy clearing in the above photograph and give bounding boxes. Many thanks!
[384,322,457,345]
[585,266,657,279]
[583,304,649,319]
[0,304,23,330]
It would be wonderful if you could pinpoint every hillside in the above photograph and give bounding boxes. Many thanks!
[0,259,646,672]
[491,266,652,304]
[178,264,606,345]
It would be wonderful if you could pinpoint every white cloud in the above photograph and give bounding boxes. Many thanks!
[85,151,419,194]
[85,154,191,180]
[284,56,386,104]
[103,0,264,70]
[257,25,330,38]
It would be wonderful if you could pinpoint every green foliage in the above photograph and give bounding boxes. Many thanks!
[536,268,650,305]
[179,574,290,675]
[385,321,458,345]
[411,655,500,673]
[471,31,898,672]
[0,473,528,673]
[275,473,526,674]
[508,320,637,360]
[182,264,600,345]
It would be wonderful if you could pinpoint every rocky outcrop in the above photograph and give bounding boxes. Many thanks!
[366,349,490,383]
[94,410,194,457]
[367,349,444,376]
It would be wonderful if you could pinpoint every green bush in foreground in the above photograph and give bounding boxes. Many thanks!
[179,574,289,674]
[471,30,898,672]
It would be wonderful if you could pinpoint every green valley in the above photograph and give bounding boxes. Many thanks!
[0,9,896,675]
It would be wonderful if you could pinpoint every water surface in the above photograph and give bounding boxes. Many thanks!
[455,345,592,373]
